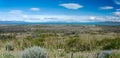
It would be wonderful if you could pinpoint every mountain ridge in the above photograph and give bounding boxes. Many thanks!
[0,21,119,25]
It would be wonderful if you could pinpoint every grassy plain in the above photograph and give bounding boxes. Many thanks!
[0,24,120,58]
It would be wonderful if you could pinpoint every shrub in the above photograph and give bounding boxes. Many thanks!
[5,43,14,51]
[79,39,98,51]
[110,52,120,58]
[31,38,45,47]
[101,37,120,50]
[66,38,98,52]
[66,38,81,52]
[0,54,2,58]
[21,46,48,58]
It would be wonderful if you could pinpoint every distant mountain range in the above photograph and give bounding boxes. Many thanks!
[0,21,29,24]
[0,21,119,25]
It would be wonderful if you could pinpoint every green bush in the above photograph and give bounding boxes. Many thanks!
[110,53,120,58]
[0,53,15,58]
[21,46,48,58]
[66,38,81,52]
[0,54,2,58]
[66,38,98,52]
[101,37,120,50]
[3,53,15,58]
[32,38,45,47]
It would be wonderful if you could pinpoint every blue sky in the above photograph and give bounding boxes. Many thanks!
[0,0,120,22]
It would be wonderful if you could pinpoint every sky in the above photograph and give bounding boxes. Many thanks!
[0,0,120,22]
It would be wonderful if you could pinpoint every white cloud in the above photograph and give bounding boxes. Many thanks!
[0,12,94,22]
[30,8,40,11]
[8,10,23,14]
[100,6,114,10]
[0,11,120,22]
[90,16,120,22]
[0,12,24,21]
[59,3,83,10]
[22,15,92,22]
[89,15,120,22]
[114,0,120,5]
[113,12,120,16]
[90,16,96,20]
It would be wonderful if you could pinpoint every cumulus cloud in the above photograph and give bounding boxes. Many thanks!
[100,6,114,10]
[113,0,120,5]
[30,8,40,11]
[59,3,83,10]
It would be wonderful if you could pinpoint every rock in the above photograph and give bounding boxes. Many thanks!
[98,50,113,58]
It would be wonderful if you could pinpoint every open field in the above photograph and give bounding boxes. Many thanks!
[0,24,120,58]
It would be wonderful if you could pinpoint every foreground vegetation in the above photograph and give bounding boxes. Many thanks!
[0,24,120,58]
